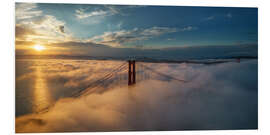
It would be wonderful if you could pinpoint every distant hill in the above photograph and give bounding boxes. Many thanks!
[16,44,258,63]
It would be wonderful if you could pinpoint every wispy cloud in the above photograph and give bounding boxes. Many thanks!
[15,25,37,39]
[16,3,75,46]
[89,26,195,47]
[16,15,73,45]
[74,6,121,20]
[204,13,232,21]
[15,3,42,21]
[30,15,67,37]
[180,26,197,31]
[167,38,175,41]
[204,16,215,21]
[141,27,178,36]
[75,8,108,19]
[74,5,145,22]
[74,7,119,25]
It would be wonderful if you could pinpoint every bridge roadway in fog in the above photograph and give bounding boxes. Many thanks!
[73,57,248,97]
[70,60,188,97]
[36,58,245,114]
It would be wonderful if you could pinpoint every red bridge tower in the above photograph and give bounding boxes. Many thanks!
[128,60,136,85]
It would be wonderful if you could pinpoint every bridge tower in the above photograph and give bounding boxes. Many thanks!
[128,60,136,85]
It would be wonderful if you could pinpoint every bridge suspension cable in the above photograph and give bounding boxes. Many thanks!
[138,63,187,83]
[37,61,188,114]
[72,62,127,97]
[72,61,188,97]
[37,62,128,114]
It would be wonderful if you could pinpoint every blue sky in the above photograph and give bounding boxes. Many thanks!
[15,3,258,55]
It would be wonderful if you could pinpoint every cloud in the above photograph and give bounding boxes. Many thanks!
[16,60,125,90]
[15,3,42,21]
[74,6,122,21]
[15,3,76,47]
[141,27,178,36]
[15,59,258,132]
[167,38,175,41]
[204,16,215,21]
[15,14,74,45]
[203,14,232,21]
[105,5,146,16]
[89,26,193,47]
[74,5,146,25]
[75,8,108,19]
[75,5,146,20]
[15,40,36,46]
[15,25,37,39]
[180,26,197,31]
[31,15,66,36]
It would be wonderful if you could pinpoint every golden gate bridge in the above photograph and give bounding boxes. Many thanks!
[71,60,187,97]
[37,58,243,114]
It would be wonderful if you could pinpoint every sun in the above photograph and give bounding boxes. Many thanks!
[33,44,45,51]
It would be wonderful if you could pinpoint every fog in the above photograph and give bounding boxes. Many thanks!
[15,59,258,132]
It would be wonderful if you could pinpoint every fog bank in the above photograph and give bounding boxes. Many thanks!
[16,60,258,132]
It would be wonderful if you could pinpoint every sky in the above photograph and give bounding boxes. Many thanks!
[15,3,258,56]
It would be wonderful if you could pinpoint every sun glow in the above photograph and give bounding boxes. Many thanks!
[33,44,45,51]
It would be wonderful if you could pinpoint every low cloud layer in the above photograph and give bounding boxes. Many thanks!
[16,59,258,132]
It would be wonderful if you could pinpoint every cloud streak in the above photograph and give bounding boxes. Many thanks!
[75,8,108,19]
[75,5,146,20]
[204,16,215,21]
[89,26,195,47]
[15,3,42,21]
